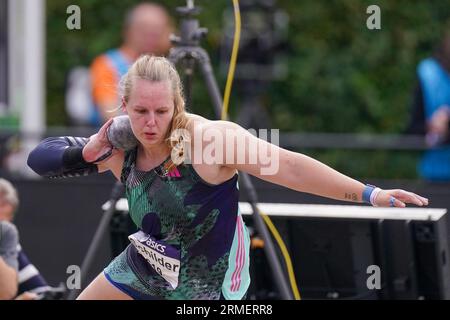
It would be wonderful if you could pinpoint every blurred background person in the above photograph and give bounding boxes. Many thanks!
[67,2,173,127]
[0,178,51,300]
[0,220,18,300]
[406,25,450,181]
[90,2,173,125]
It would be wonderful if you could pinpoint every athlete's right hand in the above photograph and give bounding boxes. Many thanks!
[82,118,116,163]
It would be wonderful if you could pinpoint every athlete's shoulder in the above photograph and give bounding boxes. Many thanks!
[186,113,239,133]
[186,112,208,124]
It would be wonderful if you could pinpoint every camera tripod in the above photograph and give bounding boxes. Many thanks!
[67,0,293,300]
[169,0,293,300]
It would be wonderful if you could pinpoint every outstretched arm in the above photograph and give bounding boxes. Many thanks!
[210,121,428,207]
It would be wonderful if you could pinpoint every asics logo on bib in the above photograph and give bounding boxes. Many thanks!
[128,231,181,289]
[145,238,166,254]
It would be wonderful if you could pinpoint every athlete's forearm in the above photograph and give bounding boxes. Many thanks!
[27,136,98,178]
[273,149,366,202]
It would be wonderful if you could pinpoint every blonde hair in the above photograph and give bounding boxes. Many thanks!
[0,178,19,212]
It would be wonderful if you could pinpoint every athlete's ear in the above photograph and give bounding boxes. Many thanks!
[121,97,127,114]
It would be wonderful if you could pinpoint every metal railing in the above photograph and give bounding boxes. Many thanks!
[0,127,429,150]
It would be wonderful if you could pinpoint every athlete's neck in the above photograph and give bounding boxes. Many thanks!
[139,143,170,162]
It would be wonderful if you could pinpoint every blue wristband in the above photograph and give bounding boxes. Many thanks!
[362,184,376,204]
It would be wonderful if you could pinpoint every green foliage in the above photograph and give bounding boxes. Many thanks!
[46,0,450,178]
[301,149,421,179]
[270,0,450,134]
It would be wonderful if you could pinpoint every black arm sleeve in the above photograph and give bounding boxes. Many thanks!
[27,136,98,178]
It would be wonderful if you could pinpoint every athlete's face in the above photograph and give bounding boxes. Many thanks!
[124,79,174,148]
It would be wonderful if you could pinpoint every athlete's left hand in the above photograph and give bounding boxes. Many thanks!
[83,118,116,163]
[373,189,429,208]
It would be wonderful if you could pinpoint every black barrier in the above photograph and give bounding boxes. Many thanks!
[244,216,450,300]
[9,173,117,289]
[5,174,450,299]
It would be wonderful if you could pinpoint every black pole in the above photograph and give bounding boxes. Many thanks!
[196,49,224,119]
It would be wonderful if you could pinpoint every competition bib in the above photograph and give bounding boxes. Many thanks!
[128,231,181,289]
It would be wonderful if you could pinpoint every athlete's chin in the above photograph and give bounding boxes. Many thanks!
[139,135,163,146]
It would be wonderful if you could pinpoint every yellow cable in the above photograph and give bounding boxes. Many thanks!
[222,0,241,120]
[222,0,301,300]
[260,210,301,300]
